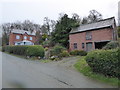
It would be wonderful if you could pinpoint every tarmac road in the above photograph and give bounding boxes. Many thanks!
[2,52,116,88]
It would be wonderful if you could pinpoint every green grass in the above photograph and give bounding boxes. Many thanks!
[40,59,52,63]
[74,56,120,86]
[118,38,120,43]
[0,46,2,51]
[3,51,52,63]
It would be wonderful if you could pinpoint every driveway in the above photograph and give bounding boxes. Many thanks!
[2,52,116,88]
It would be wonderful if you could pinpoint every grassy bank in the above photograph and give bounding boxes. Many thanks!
[3,51,52,63]
[74,56,120,86]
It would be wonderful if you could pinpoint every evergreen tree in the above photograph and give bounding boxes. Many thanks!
[51,14,80,48]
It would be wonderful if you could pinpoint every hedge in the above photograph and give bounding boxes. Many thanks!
[2,45,45,58]
[85,48,119,78]
[26,45,44,58]
[70,50,87,56]
[2,45,28,55]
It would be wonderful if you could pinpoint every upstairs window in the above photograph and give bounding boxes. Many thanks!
[74,43,77,49]
[16,35,20,39]
[24,36,27,40]
[86,31,92,40]
[30,37,33,40]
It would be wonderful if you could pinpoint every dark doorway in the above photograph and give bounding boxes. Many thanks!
[95,41,109,49]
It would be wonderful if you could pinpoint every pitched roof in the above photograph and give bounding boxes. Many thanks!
[70,17,115,34]
[11,29,36,36]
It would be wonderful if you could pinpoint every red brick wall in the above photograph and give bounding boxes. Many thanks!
[69,28,113,51]
[23,33,36,43]
[9,33,36,45]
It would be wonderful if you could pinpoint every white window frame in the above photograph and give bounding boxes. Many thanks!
[24,36,27,40]
[30,37,32,40]
[16,35,20,39]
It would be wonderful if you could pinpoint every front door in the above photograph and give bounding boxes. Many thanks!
[86,42,92,51]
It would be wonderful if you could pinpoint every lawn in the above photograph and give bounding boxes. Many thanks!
[74,56,120,86]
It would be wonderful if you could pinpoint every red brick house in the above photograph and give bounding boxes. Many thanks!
[69,17,118,51]
[9,29,36,45]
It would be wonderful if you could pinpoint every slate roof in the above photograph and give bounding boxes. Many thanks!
[70,17,115,34]
[11,29,36,36]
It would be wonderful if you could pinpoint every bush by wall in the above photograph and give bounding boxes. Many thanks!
[102,41,119,50]
[85,48,119,78]
[2,45,45,58]
[70,50,87,56]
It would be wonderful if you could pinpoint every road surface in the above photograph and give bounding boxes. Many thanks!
[2,52,116,88]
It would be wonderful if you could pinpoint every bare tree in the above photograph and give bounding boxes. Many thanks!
[88,10,102,23]
[81,10,102,24]
[81,17,88,24]
[50,20,56,32]
[1,20,42,45]
[35,30,42,45]
[44,17,51,35]
[41,24,48,34]
[72,13,81,23]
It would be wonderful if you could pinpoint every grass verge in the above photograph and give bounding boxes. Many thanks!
[74,56,120,86]
[3,52,52,63]
[40,59,52,63]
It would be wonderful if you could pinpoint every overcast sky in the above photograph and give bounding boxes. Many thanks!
[0,0,119,25]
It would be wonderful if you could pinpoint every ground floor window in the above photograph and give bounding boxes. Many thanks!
[73,43,77,49]
[82,43,84,48]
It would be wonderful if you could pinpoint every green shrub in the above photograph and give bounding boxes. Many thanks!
[103,41,119,50]
[44,47,49,51]
[50,45,66,56]
[3,46,13,53]
[60,50,70,57]
[70,50,87,56]
[13,46,28,55]
[2,45,45,58]
[42,40,51,47]
[26,45,44,58]
[74,56,120,86]
[49,45,67,60]
[2,46,5,52]
[85,49,119,78]
[2,45,29,55]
